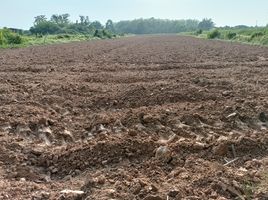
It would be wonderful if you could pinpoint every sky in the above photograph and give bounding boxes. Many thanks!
[1,0,268,29]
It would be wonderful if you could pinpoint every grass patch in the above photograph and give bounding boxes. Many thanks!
[0,32,119,49]
[183,27,268,46]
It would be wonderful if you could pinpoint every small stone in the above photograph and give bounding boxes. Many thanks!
[192,142,206,150]
[128,129,138,136]
[142,114,154,123]
[143,195,164,200]
[44,175,51,182]
[52,168,58,173]
[155,146,172,162]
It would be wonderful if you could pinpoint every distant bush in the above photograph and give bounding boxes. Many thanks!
[94,29,114,39]
[226,32,237,39]
[6,34,22,44]
[102,30,113,39]
[93,30,101,38]
[0,29,23,45]
[195,29,203,35]
[207,29,221,39]
[251,32,265,40]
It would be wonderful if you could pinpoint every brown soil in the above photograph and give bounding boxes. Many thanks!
[1,35,268,199]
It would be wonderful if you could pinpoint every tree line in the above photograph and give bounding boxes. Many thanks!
[114,18,215,34]
[28,14,215,36]
[29,14,116,37]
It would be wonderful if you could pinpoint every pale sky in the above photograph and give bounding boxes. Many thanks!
[1,0,268,29]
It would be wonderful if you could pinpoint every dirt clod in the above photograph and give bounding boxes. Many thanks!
[155,146,172,162]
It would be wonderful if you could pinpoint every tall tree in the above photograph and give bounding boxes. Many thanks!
[198,18,215,30]
[91,21,103,29]
[34,15,47,25]
[79,16,85,24]
[50,14,70,26]
[105,20,115,32]
[79,16,90,25]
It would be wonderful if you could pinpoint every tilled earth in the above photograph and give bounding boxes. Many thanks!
[1,35,268,199]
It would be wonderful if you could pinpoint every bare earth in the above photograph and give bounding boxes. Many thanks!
[1,35,268,199]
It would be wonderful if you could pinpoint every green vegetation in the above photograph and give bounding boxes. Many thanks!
[207,29,221,39]
[0,32,96,48]
[0,14,118,48]
[198,18,215,31]
[29,14,114,36]
[2,15,268,48]
[2,17,216,48]
[186,25,268,46]
[0,29,23,46]
[113,18,201,34]
[112,18,215,34]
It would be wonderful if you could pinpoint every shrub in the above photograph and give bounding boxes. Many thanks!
[0,29,23,45]
[102,30,113,39]
[94,29,113,39]
[195,29,203,35]
[226,32,237,39]
[6,34,22,44]
[251,32,265,40]
[207,29,221,39]
[93,29,102,38]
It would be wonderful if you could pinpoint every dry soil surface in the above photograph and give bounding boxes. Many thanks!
[1,35,268,199]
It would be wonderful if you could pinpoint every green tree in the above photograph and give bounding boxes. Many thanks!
[114,18,199,34]
[198,18,215,30]
[30,21,60,35]
[78,16,90,25]
[50,14,70,26]
[34,15,47,25]
[105,19,115,32]
[91,21,103,29]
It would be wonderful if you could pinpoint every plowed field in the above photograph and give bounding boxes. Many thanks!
[1,35,268,199]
